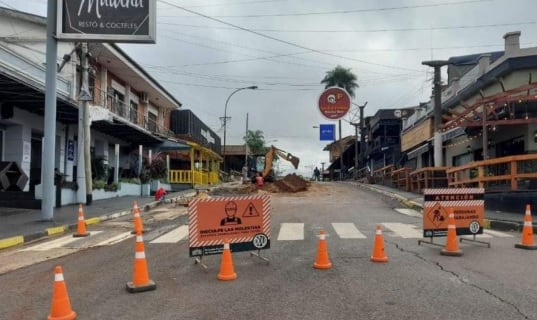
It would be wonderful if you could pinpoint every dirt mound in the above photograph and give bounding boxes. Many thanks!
[272,174,309,193]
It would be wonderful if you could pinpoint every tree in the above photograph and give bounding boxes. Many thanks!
[320,65,359,98]
[244,130,266,155]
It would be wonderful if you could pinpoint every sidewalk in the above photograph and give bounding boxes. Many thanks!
[0,189,197,250]
[347,181,527,232]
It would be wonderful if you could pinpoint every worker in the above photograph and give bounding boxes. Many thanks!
[255,172,264,188]
[314,167,321,181]
[154,187,167,202]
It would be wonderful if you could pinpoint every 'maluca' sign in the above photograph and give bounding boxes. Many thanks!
[56,0,156,43]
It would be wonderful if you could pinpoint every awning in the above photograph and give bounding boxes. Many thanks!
[158,139,190,151]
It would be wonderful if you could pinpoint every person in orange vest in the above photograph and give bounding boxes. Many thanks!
[154,187,167,202]
[255,172,264,188]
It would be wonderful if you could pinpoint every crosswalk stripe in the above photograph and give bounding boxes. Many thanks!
[150,225,189,243]
[331,223,366,239]
[382,222,422,238]
[277,223,304,240]
[394,208,422,218]
[483,229,513,238]
[20,231,102,251]
[93,231,134,247]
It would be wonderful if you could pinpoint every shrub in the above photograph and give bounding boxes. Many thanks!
[93,180,106,190]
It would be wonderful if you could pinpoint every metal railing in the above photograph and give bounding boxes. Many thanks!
[446,154,537,191]
[169,169,219,185]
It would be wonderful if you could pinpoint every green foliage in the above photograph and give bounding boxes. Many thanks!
[244,129,266,155]
[92,156,109,182]
[321,65,359,98]
[104,182,118,192]
[93,180,106,190]
[121,177,141,185]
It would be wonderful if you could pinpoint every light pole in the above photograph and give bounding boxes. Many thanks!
[222,85,258,173]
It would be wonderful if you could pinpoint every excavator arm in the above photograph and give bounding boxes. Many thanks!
[261,146,300,178]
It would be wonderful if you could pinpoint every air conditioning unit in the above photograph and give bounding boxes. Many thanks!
[140,92,149,103]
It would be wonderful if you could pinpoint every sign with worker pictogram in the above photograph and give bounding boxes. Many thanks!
[188,195,271,256]
[423,188,484,237]
[318,87,351,120]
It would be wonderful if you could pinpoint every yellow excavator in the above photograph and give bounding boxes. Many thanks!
[249,145,300,182]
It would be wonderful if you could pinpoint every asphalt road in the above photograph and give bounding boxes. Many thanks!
[0,182,536,320]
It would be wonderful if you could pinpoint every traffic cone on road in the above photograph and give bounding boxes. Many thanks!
[441,209,463,256]
[126,231,156,293]
[370,225,389,262]
[48,266,77,320]
[313,229,332,269]
[217,239,237,281]
[131,201,144,235]
[73,204,90,237]
[515,204,537,250]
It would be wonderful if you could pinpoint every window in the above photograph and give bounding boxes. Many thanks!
[147,111,157,132]
[130,101,138,125]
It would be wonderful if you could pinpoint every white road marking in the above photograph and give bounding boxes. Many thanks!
[93,231,134,247]
[394,208,422,218]
[483,229,514,237]
[150,225,189,243]
[277,223,304,240]
[382,222,422,238]
[20,232,101,251]
[331,223,366,239]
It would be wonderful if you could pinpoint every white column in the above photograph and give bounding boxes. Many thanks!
[138,145,143,176]
[114,144,119,183]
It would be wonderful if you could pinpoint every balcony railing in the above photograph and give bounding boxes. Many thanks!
[92,86,174,138]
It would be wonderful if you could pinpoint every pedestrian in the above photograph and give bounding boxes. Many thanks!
[255,172,264,188]
[314,167,321,181]
[242,164,249,184]
[154,187,167,202]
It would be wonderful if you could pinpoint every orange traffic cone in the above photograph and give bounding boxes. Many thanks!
[131,201,144,235]
[48,266,77,320]
[73,204,90,237]
[313,230,332,269]
[515,204,537,250]
[126,231,156,293]
[370,225,388,262]
[217,239,237,281]
[441,209,463,256]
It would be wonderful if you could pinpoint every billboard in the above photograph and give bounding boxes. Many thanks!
[188,195,271,256]
[319,124,335,141]
[56,0,156,43]
[318,87,351,120]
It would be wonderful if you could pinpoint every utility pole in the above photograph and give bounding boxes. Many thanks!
[422,60,449,167]
[351,102,367,179]
[80,43,93,204]
[339,119,343,180]
[42,0,58,220]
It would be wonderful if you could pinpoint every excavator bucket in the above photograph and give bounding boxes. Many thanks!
[286,154,299,169]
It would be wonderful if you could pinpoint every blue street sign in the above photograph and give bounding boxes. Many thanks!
[319,124,335,141]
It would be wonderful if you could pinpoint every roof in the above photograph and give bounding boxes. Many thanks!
[323,136,356,151]
[448,51,504,66]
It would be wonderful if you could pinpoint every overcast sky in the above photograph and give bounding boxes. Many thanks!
[2,0,537,176]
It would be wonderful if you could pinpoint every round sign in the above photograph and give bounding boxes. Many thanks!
[318,87,351,120]
[252,233,269,249]
[469,221,481,234]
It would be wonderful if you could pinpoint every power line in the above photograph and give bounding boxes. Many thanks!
[160,0,491,18]
[159,0,424,73]
[158,20,537,34]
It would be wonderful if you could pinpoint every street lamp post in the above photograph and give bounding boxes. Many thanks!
[222,86,258,173]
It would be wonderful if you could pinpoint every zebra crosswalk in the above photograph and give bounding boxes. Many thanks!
[16,221,515,253]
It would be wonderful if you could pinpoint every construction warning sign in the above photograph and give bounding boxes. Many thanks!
[423,188,484,237]
[188,195,271,256]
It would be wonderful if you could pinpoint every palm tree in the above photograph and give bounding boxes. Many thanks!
[320,65,359,98]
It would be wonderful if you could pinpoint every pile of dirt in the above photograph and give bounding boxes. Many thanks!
[272,174,309,193]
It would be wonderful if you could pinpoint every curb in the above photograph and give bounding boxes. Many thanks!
[0,192,194,251]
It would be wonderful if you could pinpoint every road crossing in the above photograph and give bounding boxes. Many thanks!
[14,218,514,253]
